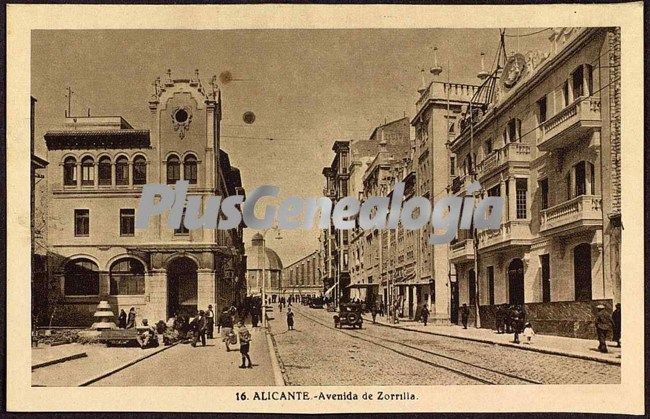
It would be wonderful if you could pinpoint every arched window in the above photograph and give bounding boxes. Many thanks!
[110,258,145,295]
[115,156,129,185]
[63,157,77,186]
[133,155,147,185]
[184,155,197,185]
[64,258,99,296]
[81,156,94,186]
[98,156,112,186]
[167,155,181,184]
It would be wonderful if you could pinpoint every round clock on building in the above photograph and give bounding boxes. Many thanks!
[171,107,192,139]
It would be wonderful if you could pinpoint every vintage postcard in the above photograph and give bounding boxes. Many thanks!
[6,3,644,414]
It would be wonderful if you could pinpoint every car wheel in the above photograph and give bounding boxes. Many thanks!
[358,323,362,329]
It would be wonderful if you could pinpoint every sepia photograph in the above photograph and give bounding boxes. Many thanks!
[7,3,644,414]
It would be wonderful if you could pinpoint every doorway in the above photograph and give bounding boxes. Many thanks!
[508,259,525,305]
[450,281,459,324]
[573,243,592,301]
[167,257,198,317]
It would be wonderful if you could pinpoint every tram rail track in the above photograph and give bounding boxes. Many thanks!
[295,308,543,385]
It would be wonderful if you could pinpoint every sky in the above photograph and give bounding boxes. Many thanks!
[32,28,550,265]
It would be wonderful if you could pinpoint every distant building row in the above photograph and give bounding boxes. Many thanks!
[321,27,621,338]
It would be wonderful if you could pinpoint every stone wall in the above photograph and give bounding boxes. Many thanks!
[476,299,613,339]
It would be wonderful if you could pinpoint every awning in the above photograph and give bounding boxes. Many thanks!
[324,281,338,297]
[347,283,379,289]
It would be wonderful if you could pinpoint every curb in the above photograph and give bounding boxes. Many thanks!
[362,315,621,366]
[265,328,287,386]
[77,342,179,386]
[32,351,88,370]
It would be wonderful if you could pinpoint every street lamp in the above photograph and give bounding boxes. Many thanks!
[261,225,282,328]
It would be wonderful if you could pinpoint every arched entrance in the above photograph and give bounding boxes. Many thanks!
[573,243,592,301]
[167,257,198,317]
[508,259,524,305]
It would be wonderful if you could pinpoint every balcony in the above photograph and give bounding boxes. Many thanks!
[477,220,532,252]
[537,96,602,151]
[449,239,475,264]
[539,195,602,235]
[476,143,532,180]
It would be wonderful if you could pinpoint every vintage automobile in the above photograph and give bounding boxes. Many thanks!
[333,302,363,329]
[309,296,325,309]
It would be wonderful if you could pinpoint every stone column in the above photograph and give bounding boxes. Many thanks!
[197,269,216,313]
[500,177,507,224]
[145,269,167,323]
[98,271,111,297]
[404,284,410,318]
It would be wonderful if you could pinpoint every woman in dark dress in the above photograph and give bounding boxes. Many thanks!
[125,307,136,329]
[117,309,127,329]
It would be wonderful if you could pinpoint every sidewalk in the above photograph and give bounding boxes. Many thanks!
[32,343,87,370]
[32,341,174,386]
[363,314,621,365]
[89,326,280,386]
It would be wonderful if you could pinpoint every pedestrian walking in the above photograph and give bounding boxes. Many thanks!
[206,305,215,339]
[287,308,295,331]
[251,307,259,328]
[117,309,127,329]
[504,305,513,333]
[379,301,385,317]
[612,303,621,348]
[522,322,535,344]
[219,307,235,352]
[279,301,283,313]
[511,305,525,344]
[421,303,430,327]
[460,303,469,329]
[595,304,613,353]
[125,307,136,329]
[191,310,207,347]
[237,321,253,369]
[372,300,380,324]
[494,305,503,333]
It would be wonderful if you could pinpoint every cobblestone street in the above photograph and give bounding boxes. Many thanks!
[270,305,620,386]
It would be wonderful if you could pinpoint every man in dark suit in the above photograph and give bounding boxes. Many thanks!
[595,304,613,353]
[460,303,470,329]
[191,310,208,347]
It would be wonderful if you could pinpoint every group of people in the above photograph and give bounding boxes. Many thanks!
[277,297,292,312]
[158,304,253,368]
[117,307,137,329]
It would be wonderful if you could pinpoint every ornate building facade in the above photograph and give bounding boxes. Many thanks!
[448,27,621,338]
[43,72,246,326]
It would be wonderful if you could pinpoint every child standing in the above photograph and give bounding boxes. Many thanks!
[522,322,535,344]
[287,308,295,331]
[237,321,252,368]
